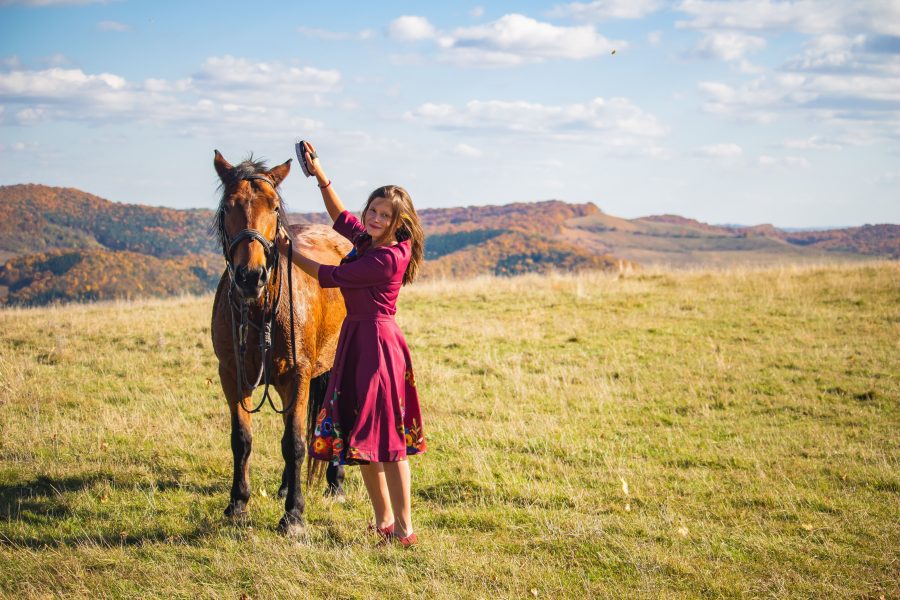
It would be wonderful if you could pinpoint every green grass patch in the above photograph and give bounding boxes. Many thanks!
[0,263,897,598]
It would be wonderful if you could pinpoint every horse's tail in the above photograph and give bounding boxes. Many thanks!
[305,371,329,487]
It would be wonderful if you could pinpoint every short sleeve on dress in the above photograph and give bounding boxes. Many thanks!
[318,247,398,289]
[333,210,367,243]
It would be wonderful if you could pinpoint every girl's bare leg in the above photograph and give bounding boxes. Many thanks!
[383,459,413,537]
[359,462,393,528]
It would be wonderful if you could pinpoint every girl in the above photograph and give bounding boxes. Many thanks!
[277,142,426,547]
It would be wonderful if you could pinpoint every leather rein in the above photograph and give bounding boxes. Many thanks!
[221,174,298,414]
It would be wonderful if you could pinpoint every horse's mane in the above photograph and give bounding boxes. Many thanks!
[209,154,292,251]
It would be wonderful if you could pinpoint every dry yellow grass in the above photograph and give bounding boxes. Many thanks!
[0,262,898,598]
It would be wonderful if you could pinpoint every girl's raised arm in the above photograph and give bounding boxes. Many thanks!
[302,141,345,222]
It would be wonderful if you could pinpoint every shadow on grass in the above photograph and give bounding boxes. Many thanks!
[0,471,227,549]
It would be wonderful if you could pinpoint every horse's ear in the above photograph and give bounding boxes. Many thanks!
[268,158,292,186]
[213,150,233,182]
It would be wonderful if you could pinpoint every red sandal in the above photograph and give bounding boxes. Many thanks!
[367,522,395,539]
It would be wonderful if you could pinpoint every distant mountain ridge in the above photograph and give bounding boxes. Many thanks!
[0,184,217,258]
[638,214,899,259]
[0,184,896,306]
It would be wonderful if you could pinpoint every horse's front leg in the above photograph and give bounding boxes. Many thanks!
[277,370,310,536]
[221,365,253,518]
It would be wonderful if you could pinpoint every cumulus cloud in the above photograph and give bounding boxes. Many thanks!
[386,13,621,67]
[0,0,107,5]
[698,34,900,124]
[193,55,341,106]
[97,20,130,32]
[758,154,811,167]
[782,135,842,150]
[693,31,766,61]
[454,143,483,157]
[550,0,663,21]
[696,143,743,157]
[441,14,619,66]
[0,57,342,136]
[387,16,437,41]
[690,9,900,149]
[0,67,127,99]
[406,96,668,153]
[15,107,47,124]
[675,0,900,36]
[297,26,375,41]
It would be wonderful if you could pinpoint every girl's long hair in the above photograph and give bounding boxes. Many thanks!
[361,185,424,285]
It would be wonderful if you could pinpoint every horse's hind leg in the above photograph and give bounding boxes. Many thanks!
[278,448,344,499]
[279,371,345,500]
[325,463,345,498]
[277,371,310,536]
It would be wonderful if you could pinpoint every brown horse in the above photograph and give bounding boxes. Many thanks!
[210,150,350,535]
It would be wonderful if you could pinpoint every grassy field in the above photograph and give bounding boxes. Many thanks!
[0,262,897,599]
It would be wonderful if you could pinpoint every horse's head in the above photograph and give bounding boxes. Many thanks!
[212,150,291,301]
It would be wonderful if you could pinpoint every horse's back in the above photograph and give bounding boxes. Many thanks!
[288,223,351,265]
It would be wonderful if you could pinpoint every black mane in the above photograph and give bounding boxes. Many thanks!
[209,154,292,252]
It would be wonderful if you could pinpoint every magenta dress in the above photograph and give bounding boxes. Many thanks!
[308,210,426,465]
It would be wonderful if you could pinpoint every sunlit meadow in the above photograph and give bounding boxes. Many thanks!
[0,263,897,598]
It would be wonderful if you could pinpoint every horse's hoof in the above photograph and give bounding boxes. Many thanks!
[323,486,346,502]
[277,514,306,537]
[277,485,288,499]
[224,502,249,519]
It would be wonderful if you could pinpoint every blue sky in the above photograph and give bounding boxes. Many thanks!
[1,0,898,227]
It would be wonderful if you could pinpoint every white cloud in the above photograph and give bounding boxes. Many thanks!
[0,67,126,99]
[693,24,900,148]
[407,96,668,153]
[697,79,780,123]
[15,107,47,124]
[39,53,70,67]
[439,13,619,66]
[784,155,811,167]
[698,36,900,126]
[675,0,900,36]
[694,31,766,61]
[469,6,484,18]
[647,31,663,46]
[0,57,343,137]
[0,0,107,5]
[454,143,483,158]
[758,154,811,167]
[385,13,621,67]
[97,20,130,32]
[875,171,900,185]
[387,16,437,41]
[697,143,743,157]
[550,0,663,21]
[782,135,842,150]
[297,26,374,41]
[193,55,341,106]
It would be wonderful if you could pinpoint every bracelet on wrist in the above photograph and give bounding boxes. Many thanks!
[318,180,332,190]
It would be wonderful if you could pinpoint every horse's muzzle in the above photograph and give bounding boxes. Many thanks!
[234,265,269,299]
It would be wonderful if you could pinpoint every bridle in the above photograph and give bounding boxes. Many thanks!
[220,173,297,414]
[221,174,279,282]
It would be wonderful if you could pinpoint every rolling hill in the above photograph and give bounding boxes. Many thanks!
[0,183,896,306]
